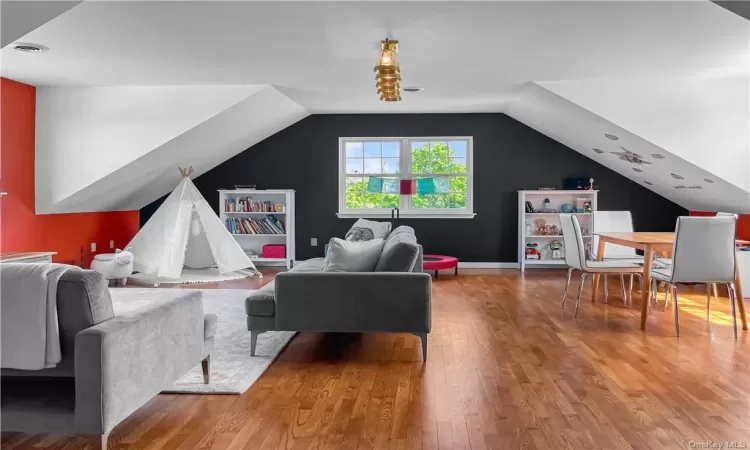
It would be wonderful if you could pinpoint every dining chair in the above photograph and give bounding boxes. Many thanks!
[560,214,643,316]
[656,212,736,312]
[650,215,738,337]
[591,211,644,305]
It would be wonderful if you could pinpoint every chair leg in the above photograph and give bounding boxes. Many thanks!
[651,277,658,306]
[574,272,588,317]
[627,274,634,307]
[603,274,609,302]
[561,268,573,309]
[728,283,738,338]
[412,332,428,360]
[706,284,711,322]
[620,274,627,303]
[672,284,680,337]
[201,355,210,384]
[712,283,719,301]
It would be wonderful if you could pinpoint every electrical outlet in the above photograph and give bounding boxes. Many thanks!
[311,238,318,247]
[109,240,115,249]
[90,242,96,252]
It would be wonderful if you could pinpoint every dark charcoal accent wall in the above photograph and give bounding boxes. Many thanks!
[141,114,687,262]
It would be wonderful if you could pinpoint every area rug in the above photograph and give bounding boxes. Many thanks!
[109,288,295,394]
[128,268,260,286]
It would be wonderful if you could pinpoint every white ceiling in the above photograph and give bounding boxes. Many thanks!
[2,1,746,113]
[2,1,748,213]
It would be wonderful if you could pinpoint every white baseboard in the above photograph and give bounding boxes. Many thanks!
[457,262,519,269]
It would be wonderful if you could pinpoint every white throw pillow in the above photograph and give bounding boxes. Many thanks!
[322,238,384,272]
[346,218,391,241]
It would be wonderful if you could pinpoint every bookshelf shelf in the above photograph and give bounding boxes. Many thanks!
[219,189,295,269]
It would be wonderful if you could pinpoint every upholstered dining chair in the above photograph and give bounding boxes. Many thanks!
[560,214,643,317]
[650,215,738,337]
[591,211,644,305]
[656,212,737,315]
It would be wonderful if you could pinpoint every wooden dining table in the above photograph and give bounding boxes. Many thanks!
[592,232,749,331]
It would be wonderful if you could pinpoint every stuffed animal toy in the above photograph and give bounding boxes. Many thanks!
[90,248,134,286]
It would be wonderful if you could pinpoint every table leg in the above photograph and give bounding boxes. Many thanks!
[734,257,747,330]
[591,238,607,302]
[640,246,655,331]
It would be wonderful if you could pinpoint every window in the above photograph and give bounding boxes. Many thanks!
[338,137,474,218]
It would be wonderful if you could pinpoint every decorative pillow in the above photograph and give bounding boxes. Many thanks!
[346,219,391,241]
[345,227,375,242]
[322,238,384,272]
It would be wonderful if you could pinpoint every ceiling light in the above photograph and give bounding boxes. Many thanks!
[12,43,48,53]
[374,39,401,102]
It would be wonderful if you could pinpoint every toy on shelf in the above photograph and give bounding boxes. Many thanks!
[534,218,547,235]
[560,203,574,213]
[583,200,593,213]
[525,243,541,260]
[548,240,564,260]
[540,198,553,212]
[544,224,560,236]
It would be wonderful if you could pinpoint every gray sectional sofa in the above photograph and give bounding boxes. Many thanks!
[1,266,216,449]
[245,226,432,359]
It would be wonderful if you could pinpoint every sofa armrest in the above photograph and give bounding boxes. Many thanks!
[74,291,204,435]
[273,272,431,333]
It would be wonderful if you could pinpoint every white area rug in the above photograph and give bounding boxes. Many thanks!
[128,268,259,286]
[110,288,295,394]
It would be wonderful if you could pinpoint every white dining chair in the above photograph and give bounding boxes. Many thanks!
[650,215,738,337]
[591,211,644,305]
[560,214,643,317]
[656,212,736,312]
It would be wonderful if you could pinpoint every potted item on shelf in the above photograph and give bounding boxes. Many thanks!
[525,243,541,260]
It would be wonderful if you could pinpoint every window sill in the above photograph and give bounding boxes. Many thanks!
[337,211,476,219]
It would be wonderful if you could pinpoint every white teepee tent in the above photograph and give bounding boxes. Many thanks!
[127,167,257,280]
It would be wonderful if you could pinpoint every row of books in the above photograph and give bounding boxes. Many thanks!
[225,216,286,235]
[225,197,277,212]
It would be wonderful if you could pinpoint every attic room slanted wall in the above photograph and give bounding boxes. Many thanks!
[0,77,139,266]
[141,113,688,262]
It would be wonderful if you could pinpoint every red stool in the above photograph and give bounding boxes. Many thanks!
[423,254,458,279]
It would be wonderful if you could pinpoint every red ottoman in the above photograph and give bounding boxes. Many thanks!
[423,254,459,279]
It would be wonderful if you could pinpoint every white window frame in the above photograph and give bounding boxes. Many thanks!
[337,136,475,219]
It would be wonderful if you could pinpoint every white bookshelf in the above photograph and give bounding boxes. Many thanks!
[518,190,598,272]
[219,189,295,269]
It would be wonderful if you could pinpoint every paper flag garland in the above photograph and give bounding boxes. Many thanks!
[367,177,449,194]
[366,177,383,193]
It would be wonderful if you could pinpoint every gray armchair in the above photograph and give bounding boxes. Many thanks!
[1,267,216,449]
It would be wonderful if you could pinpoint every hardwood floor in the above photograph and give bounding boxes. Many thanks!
[3,270,750,449]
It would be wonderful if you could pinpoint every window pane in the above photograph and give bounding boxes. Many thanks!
[382,158,399,174]
[449,141,467,157]
[450,157,467,172]
[346,142,363,158]
[430,142,448,158]
[382,141,399,157]
[346,158,363,174]
[449,176,467,208]
[345,177,365,208]
[364,142,381,158]
[363,192,381,209]
[364,158,382,174]
[430,157,451,174]
[382,193,399,209]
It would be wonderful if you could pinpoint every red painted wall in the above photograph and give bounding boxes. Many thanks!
[690,211,750,240]
[0,78,139,266]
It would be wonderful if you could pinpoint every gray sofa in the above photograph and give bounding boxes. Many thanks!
[1,267,216,449]
[245,226,432,359]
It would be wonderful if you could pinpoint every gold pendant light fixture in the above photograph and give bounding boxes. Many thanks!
[375,39,401,102]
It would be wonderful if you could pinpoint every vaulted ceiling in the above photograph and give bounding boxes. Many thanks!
[1,1,748,213]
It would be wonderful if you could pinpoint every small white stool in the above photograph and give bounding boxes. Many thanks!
[90,250,134,286]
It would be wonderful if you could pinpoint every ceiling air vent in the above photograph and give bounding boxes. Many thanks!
[401,87,424,93]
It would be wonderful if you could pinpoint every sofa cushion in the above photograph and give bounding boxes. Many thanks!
[245,259,327,318]
[375,226,420,272]
[346,218,391,240]
[322,238,384,272]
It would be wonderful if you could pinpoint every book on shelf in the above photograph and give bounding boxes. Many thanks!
[224,197,280,213]
[225,216,286,235]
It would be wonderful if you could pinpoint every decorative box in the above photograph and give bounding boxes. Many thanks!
[262,244,286,259]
